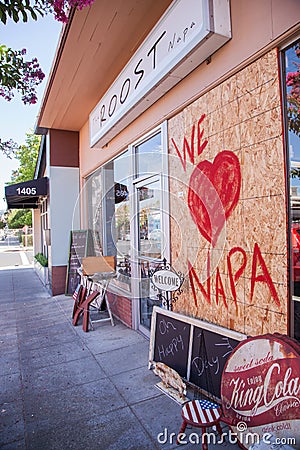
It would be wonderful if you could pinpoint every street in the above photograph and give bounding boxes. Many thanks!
[0,237,33,269]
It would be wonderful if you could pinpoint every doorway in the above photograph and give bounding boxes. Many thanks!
[135,176,163,332]
[131,127,169,335]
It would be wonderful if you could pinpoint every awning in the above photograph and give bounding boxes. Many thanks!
[5,177,48,209]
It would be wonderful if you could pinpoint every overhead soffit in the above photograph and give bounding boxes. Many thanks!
[38,0,173,132]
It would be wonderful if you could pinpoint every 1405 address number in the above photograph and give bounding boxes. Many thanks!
[16,187,37,195]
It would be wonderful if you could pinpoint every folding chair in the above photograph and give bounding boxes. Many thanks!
[73,256,116,332]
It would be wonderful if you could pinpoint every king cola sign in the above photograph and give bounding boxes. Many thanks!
[221,334,300,447]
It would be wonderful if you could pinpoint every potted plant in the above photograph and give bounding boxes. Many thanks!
[34,253,49,287]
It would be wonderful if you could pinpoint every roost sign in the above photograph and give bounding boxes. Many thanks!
[89,0,231,147]
[221,334,300,448]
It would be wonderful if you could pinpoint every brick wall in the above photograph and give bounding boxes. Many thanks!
[51,265,67,296]
[107,292,132,328]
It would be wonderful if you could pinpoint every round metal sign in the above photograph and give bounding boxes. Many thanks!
[151,269,182,292]
[221,334,300,448]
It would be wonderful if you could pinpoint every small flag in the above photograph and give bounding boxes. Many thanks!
[197,399,219,409]
[72,284,81,302]
[182,399,221,425]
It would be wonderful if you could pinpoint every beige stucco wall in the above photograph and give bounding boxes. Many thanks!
[168,49,288,336]
[78,0,299,182]
[33,208,42,257]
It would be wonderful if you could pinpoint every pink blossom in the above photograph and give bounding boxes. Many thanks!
[0,47,45,105]
[47,0,95,22]
[1,0,95,106]
[286,71,300,86]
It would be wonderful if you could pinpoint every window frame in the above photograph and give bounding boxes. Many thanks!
[84,121,169,301]
[280,36,300,340]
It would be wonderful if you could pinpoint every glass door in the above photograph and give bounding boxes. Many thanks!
[135,175,165,332]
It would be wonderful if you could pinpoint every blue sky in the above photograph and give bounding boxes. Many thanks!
[0,13,62,210]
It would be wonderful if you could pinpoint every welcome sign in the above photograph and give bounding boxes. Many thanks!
[90,0,231,147]
[151,269,182,292]
[221,334,300,448]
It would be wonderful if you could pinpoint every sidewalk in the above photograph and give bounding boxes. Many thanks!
[0,267,239,450]
[0,239,33,269]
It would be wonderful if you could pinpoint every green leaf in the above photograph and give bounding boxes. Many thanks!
[21,9,27,21]
[29,7,37,20]
[12,8,19,22]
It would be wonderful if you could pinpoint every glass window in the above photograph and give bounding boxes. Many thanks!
[135,132,162,178]
[136,177,163,330]
[86,167,103,255]
[283,39,300,341]
[85,125,167,309]
[87,151,132,291]
[139,259,162,330]
[137,179,162,259]
[40,197,48,258]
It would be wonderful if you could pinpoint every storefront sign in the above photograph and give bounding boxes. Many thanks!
[149,306,246,398]
[5,177,48,198]
[221,334,300,448]
[114,182,128,204]
[151,269,182,292]
[90,0,231,147]
[5,177,48,209]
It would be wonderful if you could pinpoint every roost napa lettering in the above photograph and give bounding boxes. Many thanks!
[89,0,233,147]
[93,17,196,132]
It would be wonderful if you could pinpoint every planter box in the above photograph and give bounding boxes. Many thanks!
[34,260,49,288]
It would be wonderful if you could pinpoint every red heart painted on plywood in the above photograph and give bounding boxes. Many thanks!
[188,151,241,246]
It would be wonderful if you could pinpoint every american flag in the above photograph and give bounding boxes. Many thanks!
[182,399,221,425]
[72,284,81,302]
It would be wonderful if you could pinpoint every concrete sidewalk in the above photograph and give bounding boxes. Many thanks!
[0,268,239,450]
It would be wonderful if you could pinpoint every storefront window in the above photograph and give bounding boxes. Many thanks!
[40,197,48,258]
[87,151,132,291]
[103,151,131,290]
[85,125,168,331]
[135,132,162,178]
[86,167,103,254]
[137,179,162,259]
[283,39,300,341]
[136,177,163,330]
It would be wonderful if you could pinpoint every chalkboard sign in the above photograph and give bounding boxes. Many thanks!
[153,313,191,378]
[149,306,246,400]
[65,230,94,295]
[190,327,240,399]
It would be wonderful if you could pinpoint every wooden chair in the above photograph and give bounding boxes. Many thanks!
[72,273,98,328]
[72,256,116,332]
[72,283,84,319]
